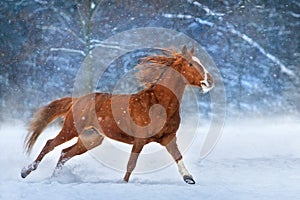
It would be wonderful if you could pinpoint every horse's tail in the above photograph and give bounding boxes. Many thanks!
[24,97,76,154]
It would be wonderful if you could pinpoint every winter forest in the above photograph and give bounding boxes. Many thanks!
[1,0,299,119]
[0,1,299,200]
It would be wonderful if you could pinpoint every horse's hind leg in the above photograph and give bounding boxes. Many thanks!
[53,128,104,176]
[123,140,145,182]
[21,126,77,178]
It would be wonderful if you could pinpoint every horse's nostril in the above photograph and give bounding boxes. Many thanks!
[207,80,212,87]
[207,74,214,86]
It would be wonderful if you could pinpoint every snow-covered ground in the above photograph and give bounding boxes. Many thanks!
[0,116,299,200]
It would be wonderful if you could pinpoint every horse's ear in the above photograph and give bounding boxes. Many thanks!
[182,45,192,60]
[190,46,195,55]
[182,45,188,56]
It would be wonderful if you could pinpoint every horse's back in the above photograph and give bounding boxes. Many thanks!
[65,93,111,133]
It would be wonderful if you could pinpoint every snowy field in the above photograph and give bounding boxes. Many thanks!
[0,116,299,200]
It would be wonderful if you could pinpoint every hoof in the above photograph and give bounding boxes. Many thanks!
[123,172,130,183]
[183,175,195,184]
[21,168,29,179]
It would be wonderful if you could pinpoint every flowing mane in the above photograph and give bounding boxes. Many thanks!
[134,49,187,88]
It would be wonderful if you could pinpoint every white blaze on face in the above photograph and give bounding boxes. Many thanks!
[192,56,211,92]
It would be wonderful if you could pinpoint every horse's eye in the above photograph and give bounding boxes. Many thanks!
[189,62,193,67]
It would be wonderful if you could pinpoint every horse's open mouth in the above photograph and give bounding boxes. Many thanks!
[201,83,214,93]
[201,82,208,87]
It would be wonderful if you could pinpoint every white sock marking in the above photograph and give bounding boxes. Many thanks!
[177,159,191,177]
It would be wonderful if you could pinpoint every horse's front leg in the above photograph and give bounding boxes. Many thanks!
[123,140,145,182]
[163,136,195,184]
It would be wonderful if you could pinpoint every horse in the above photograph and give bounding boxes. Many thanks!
[21,46,214,184]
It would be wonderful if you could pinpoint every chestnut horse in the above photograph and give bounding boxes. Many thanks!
[21,46,214,184]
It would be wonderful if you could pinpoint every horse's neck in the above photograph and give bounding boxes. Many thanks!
[152,67,186,105]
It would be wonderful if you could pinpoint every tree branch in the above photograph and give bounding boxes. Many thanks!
[90,0,101,20]
[182,1,295,77]
[224,26,295,76]
[162,13,214,27]
[50,47,86,56]
[38,25,85,44]
[187,0,225,17]
[288,11,300,18]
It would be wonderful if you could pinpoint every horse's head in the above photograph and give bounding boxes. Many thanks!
[135,46,214,93]
[180,45,214,93]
